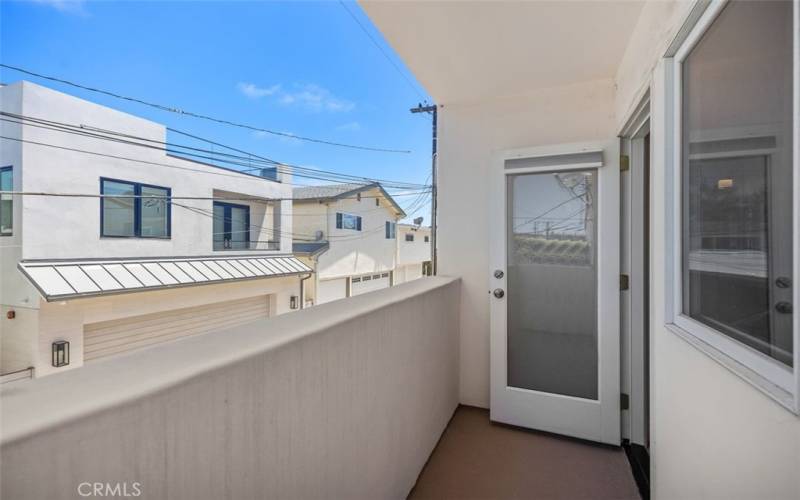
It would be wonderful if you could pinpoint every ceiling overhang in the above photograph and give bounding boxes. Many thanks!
[360,1,644,104]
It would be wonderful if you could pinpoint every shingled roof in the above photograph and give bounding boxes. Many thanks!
[292,182,406,217]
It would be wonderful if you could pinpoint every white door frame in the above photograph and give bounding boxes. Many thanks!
[620,96,651,447]
[489,140,621,445]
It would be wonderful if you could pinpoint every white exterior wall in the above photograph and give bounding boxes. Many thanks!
[397,225,430,265]
[0,82,302,376]
[0,84,39,373]
[302,189,399,281]
[620,4,800,499]
[395,225,429,285]
[32,276,299,377]
[2,81,293,267]
[291,193,398,305]
[437,79,616,407]
[291,201,328,241]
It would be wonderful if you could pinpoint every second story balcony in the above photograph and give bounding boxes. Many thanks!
[0,277,640,500]
[211,189,281,252]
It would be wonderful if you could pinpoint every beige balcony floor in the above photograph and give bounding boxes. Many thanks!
[409,406,640,500]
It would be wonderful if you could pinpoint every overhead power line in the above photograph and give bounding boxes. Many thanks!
[0,63,411,154]
[338,1,427,101]
[0,190,429,203]
[0,112,430,189]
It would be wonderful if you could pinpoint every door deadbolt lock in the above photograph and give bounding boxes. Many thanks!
[494,270,504,279]
[776,277,792,289]
[493,288,505,299]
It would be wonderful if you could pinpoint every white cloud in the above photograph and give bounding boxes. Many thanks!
[237,82,281,99]
[30,0,87,14]
[237,82,354,113]
[336,121,362,132]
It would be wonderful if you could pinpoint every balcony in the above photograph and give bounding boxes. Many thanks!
[0,277,637,499]
[410,406,638,499]
[212,189,281,252]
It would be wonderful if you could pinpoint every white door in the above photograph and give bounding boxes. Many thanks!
[489,141,620,445]
[84,295,270,361]
[351,272,391,296]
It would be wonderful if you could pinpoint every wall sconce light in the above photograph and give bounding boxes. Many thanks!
[52,340,69,367]
[290,295,299,310]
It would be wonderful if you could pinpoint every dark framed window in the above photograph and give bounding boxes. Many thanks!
[385,221,396,239]
[1,166,12,236]
[101,178,170,238]
[213,201,250,250]
[424,235,430,243]
[405,233,414,242]
[336,212,362,231]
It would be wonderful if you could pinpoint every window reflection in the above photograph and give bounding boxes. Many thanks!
[682,0,793,366]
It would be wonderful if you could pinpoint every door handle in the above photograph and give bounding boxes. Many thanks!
[775,302,793,314]
[493,288,505,299]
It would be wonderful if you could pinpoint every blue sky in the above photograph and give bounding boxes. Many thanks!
[0,0,432,222]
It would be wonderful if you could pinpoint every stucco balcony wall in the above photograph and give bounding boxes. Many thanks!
[1,276,460,500]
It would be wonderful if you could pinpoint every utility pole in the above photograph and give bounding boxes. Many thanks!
[410,103,437,275]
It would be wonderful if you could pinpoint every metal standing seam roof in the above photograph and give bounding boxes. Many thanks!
[18,255,312,302]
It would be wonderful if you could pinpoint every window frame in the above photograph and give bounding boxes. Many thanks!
[0,166,12,237]
[405,233,414,242]
[213,201,251,251]
[336,212,362,231]
[385,221,396,239]
[664,0,800,411]
[100,177,171,239]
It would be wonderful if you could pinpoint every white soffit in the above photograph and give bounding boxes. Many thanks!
[19,255,312,302]
[360,1,644,103]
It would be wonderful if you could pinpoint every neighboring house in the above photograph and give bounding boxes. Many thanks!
[394,224,431,284]
[291,183,405,305]
[0,81,310,378]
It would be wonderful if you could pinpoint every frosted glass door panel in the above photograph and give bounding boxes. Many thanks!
[507,170,598,400]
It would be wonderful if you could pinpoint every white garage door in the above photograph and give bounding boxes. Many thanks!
[84,296,270,361]
[317,278,347,304]
[351,272,391,296]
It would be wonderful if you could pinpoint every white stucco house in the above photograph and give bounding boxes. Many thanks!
[394,223,432,284]
[4,2,800,499]
[291,182,406,305]
[0,81,311,378]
